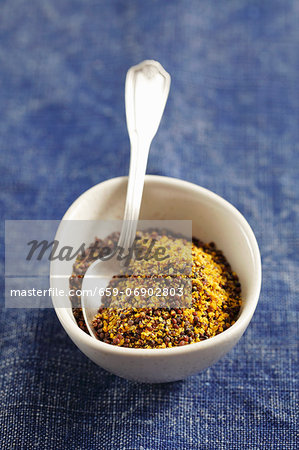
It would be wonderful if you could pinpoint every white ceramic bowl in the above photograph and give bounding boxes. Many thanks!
[51,175,261,383]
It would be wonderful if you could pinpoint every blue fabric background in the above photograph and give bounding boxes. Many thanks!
[0,1,298,448]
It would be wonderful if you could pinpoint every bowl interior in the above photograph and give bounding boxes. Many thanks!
[53,175,260,332]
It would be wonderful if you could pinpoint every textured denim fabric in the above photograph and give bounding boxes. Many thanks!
[0,1,298,449]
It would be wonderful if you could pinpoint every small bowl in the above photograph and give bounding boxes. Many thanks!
[51,175,261,383]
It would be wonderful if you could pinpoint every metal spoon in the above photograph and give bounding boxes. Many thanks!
[81,60,171,338]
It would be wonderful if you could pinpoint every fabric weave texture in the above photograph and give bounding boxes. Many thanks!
[0,1,298,449]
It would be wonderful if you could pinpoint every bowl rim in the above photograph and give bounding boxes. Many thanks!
[52,175,262,357]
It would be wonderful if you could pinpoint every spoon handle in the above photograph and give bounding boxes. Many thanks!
[118,60,171,250]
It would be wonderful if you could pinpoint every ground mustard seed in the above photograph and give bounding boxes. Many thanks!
[70,232,242,348]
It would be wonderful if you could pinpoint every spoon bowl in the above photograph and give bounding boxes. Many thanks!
[51,175,261,383]
[81,256,122,338]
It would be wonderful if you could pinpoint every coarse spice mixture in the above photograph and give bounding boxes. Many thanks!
[70,231,242,348]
